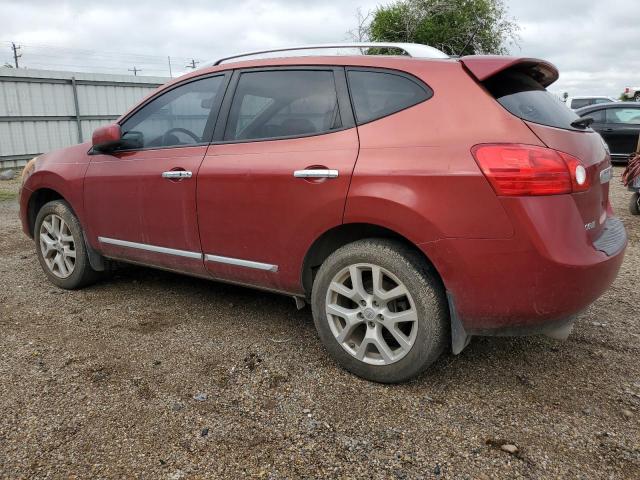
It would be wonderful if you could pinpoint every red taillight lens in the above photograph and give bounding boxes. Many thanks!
[625,87,630,93]
[471,144,590,196]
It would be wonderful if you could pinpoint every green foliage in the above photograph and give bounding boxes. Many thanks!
[368,0,519,56]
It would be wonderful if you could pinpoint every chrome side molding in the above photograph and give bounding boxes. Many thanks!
[98,236,279,272]
[98,237,202,259]
[204,254,278,272]
[293,169,339,179]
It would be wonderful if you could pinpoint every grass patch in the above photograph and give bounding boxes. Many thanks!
[0,190,17,201]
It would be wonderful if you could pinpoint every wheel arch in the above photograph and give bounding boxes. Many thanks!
[301,222,445,298]
[26,187,67,238]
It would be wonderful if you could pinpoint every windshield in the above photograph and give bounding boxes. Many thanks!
[484,71,583,131]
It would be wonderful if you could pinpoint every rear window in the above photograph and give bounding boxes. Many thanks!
[347,69,431,125]
[485,71,581,131]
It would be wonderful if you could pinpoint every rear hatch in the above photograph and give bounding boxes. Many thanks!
[462,56,611,242]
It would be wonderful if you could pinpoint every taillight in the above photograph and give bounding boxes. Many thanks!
[625,87,630,93]
[471,144,590,196]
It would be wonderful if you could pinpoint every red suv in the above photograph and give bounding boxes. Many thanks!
[19,43,626,383]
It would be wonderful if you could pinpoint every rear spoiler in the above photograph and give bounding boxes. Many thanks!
[459,55,559,88]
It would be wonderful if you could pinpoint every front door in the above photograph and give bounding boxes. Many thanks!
[602,106,640,157]
[196,68,359,293]
[84,74,228,275]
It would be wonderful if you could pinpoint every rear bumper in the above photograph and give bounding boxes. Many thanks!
[421,198,626,335]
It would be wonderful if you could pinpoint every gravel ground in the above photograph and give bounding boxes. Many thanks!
[0,168,638,479]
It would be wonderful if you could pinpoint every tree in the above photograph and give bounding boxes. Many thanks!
[364,0,519,56]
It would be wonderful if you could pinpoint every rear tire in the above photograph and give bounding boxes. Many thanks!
[34,200,100,289]
[311,239,448,383]
[630,192,640,215]
[634,92,640,102]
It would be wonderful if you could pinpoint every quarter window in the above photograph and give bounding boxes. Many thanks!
[120,75,224,149]
[346,70,431,124]
[224,70,342,141]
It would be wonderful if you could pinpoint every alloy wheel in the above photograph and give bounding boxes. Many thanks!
[39,214,76,278]
[325,263,418,365]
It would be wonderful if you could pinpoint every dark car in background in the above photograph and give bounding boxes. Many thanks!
[576,102,640,162]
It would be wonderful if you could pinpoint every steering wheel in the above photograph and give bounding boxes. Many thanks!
[162,127,201,144]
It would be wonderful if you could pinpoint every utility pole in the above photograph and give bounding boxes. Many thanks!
[168,56,173,78]
[11,42,21,68]
[185,59,199,69]
[128,66,141,76]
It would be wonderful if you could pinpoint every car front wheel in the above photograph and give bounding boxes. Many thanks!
[311,239,448,383]
[34,200,100,289]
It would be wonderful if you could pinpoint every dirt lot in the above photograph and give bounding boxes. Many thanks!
[0,168,638,479]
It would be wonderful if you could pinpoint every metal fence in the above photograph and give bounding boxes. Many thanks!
[0,68,169,168]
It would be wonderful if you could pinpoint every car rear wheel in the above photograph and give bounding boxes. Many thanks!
[35,200,100,289]
[635,92,640,102]
[630,192,640,215]
[311,239,448,383]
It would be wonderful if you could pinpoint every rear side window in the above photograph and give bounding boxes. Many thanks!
[485,71,581,131]
[224,70,341,141]
[570,99,590,109]
[347,70,431,125]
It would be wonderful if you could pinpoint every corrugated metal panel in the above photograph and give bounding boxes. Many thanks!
[0,67,169,168]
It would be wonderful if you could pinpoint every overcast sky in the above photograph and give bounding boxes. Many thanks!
[1,0,636,97]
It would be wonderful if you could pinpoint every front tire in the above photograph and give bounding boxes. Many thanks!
[311,239,448,383]
[34,200,100,289]
[630,192,640,215]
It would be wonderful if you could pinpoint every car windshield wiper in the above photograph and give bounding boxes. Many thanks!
[571,117,594,129]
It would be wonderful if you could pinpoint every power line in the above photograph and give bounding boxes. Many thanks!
[1,40,200,76]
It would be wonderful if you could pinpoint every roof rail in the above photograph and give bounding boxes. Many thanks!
[211,42,449,66]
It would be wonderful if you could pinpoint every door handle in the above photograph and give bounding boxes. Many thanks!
[293,169,339,179]
[162,170,192,179]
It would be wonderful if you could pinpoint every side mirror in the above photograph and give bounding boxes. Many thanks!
[92,123,122,152]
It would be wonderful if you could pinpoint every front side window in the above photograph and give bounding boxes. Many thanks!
[587,109,606,123]
[347,70,431,125]
[120,75,224,149]
[224,70,342,141]
[606,108,640,124]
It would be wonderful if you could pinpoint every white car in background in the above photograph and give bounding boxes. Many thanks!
[623,87,640,102]
[565,96,618,110]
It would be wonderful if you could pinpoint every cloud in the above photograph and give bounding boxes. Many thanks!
[1,0,637,95]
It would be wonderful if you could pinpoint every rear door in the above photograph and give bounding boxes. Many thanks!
[196,67,358,293]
